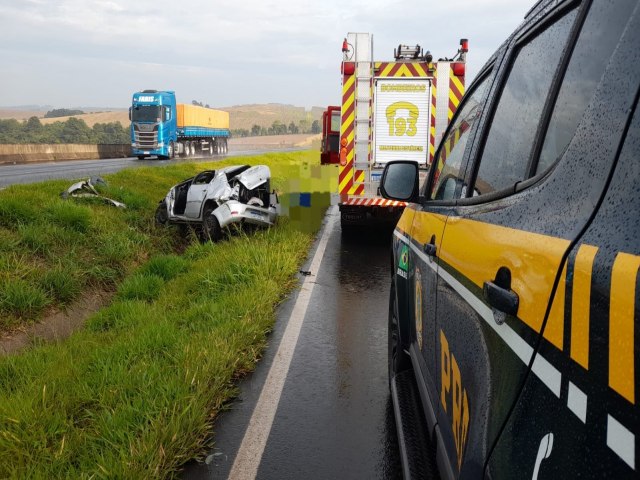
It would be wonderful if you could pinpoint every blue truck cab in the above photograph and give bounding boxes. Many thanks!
[130,90,230,160]
[130,90,176,160]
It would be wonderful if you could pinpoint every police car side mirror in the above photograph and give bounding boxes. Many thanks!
[379,161,420,202]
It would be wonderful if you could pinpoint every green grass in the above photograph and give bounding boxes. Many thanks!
[0,150,319,478]
[0,150,319,328]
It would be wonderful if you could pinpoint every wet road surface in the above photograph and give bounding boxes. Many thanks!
[183,207,402,480]
[0,147,303,187]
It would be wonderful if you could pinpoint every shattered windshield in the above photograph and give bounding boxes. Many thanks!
[131,105,161,123]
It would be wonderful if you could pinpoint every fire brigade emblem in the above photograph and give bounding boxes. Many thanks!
[415,267,423,349]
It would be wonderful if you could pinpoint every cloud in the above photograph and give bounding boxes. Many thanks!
[0,0,533,107]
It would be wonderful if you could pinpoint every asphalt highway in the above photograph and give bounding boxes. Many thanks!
[182,207,402,480]
[0,147,302,188]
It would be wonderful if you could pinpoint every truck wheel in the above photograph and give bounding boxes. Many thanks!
[155,201,169,225]
[223,140,228,155]
[168,141,175,159]
[208,141,214,157]
[388,282,410,386]
[202,205,222,242]
[137,155,146,160]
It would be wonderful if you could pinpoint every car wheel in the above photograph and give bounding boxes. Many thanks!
[389,282,410,386]
[155,201,169,225]
[202,205,222,242]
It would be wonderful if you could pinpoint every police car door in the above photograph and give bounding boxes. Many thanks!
[408,67,495,442]
[432,1,638,477]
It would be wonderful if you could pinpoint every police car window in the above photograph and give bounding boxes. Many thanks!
[536,0,636,174]
[474,7,578,196]
[429,72,491,201]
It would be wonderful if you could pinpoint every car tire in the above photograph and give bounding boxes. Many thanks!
[202,205,222,242]
[155,201,169,225]
[389,282,410,386]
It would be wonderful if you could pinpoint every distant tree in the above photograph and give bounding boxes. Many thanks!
[311,120,321,134]
[288,121,299,134]
[93,122,129,144]
[260,127,268,136]
[24,116,43,141]
[205,104,210,108]
[191,100,204,107]
[251,124,261,136]
[60,117,93,143]
[298,119,309,133]
[231,128,250,138]
[0,119,22,143]
[44,108,84,118]
[271,121,287,135]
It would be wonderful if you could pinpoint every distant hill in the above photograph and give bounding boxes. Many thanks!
[39,111,128,128]
[221,104,325,130]
[0,104,325,130]
[0,109,47,121]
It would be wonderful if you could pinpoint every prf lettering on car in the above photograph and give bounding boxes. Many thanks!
[440,330,469,470]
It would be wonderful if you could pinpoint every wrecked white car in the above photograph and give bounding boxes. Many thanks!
[155,165,278,241]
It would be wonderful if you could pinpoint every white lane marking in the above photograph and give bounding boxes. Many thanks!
[228,210,336,480]
[607,414,635,469]
[395,230,562,397]
[567,381,587,423]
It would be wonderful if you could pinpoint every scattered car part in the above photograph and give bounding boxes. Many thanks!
[60,176,126,208]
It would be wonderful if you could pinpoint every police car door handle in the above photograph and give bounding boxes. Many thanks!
[483,281,519,317]
[423,243,437,257]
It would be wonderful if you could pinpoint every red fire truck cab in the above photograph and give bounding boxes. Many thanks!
[320,105,341,165]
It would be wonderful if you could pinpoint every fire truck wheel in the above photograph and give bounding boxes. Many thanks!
[340,222,357,237]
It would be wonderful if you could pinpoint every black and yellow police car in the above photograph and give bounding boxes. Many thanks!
[379,0,639,478]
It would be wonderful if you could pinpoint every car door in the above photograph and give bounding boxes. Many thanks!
[428,1,639,476]
[487,2,640,478]
[404,67,495,434]
[185,171,214,218]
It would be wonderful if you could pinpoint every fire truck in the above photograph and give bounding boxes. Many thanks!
[336,32,468,231]
[320,105,340,165]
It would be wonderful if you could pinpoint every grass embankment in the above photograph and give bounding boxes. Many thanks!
[0,151,317,478]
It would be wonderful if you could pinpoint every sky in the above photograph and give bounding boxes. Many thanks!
[0,0,534,109]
